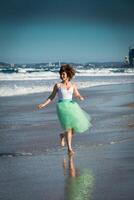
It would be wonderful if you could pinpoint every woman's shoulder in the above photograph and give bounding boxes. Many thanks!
[55,82,61,89]
[71,82,77,89]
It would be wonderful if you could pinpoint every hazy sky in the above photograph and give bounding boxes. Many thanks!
[0,0,134,63]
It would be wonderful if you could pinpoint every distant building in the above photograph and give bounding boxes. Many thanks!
[124,56,129,65]
[48,62,55,67]
[11,63,15,67]
[129,46,134,67]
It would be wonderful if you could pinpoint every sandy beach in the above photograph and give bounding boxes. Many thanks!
[0,83,134,200]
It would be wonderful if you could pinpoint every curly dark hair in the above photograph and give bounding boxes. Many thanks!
[59,64,76,80]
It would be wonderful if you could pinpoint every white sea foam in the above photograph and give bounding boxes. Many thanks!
[0,71,59,81]
[0,68,134,81]
[0,67,134,97]
[76,68,134,76]
[1,79,134,97]
[0,84,52,97]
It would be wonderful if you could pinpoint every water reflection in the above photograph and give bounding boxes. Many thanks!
[63,155,94,200]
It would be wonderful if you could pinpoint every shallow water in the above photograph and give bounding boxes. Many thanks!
[0,82,134,200]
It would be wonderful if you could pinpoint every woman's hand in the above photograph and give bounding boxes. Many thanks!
[37,103,44,109]
[79,96,84,101]
[37,84,57,110]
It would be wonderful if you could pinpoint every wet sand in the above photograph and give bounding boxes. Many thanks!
[0,83,134,200]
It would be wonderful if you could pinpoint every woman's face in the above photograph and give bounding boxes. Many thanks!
[60,71,69,81]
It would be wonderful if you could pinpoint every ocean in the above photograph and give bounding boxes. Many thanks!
[0,64,134,97]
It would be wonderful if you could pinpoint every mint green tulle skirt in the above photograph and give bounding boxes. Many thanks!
[56,100,92,133]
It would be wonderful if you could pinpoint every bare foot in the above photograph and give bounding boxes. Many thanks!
[60,133,65,147]
[68,149,75,156]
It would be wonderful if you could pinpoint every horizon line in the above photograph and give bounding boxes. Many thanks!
[0,60,123,65]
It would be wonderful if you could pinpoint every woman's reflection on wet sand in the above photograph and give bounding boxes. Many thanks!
[63,155,94,200]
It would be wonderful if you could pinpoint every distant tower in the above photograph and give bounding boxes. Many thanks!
[129,46,134,67]
[124,56,129,65]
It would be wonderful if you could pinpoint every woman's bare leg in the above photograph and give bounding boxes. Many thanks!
[68,154,76,177]
[66,129,74,155]
[60,132,66,147]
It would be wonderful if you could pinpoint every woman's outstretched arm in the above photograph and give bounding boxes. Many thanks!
[37,84,58,109]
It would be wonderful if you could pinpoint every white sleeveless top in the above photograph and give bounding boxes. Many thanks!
[57,84,73,101]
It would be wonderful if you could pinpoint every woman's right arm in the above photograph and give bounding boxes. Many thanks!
[73,83,84,100]
[37,84,58,109]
